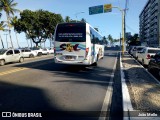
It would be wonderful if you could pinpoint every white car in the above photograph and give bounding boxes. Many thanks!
[129,46,137,56]
[137,47,160,66]
[42,48,50,55]
[0,49,24,66]
[48,47,54,54]
[132,46,145,59]
[21,49,37,58]
[31,47,43,56]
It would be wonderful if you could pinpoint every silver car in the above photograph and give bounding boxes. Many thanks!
[0,49,24,66]
[21,49,37,58]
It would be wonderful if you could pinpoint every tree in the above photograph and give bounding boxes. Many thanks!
[107,34,114,46]
[65,16,70,22]
[14,9,64,47]
[0,21,6,48]
[81,18,86,23]
[10,16,20,48]
[103,36,108,45]
[127,34,141,46]
[107,34,120,46]
[0,0,20,48]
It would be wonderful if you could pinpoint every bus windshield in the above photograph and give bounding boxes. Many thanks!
[55,23,86,42]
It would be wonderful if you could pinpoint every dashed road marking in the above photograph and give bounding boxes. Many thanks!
[0,61,53,76]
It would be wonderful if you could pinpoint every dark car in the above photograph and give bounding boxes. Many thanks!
[148,51,160,77]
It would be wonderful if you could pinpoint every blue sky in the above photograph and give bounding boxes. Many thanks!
[0,0,147,48]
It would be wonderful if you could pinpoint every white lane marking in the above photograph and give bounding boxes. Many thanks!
[120,53,133,120]
[99,53,118,120]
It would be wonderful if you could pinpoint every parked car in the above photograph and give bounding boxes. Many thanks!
[137,47,160,66]
[128,46,137,56]
[148,51,160,77]
[42,48,50,55]
[30,47,43,56]
[21,49,37,58]
[48,47,54,54]
[132,46,145,59]
[0,49,24,66]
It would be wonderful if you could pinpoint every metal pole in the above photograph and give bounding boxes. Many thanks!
[122,10,125,55]
[112,6,125,55]
[120,33,121,50]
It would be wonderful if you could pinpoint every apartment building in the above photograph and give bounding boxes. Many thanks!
[139,0,160,47]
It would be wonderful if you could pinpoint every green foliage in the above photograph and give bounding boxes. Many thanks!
[0,0,19,17]
[103,36,108,45]
[65,16,70,22]
[81,18,86,23]
[0,0,20,48]
[127,34,141,46]
[13,9,64,46]
[107,34,119,45]
[0,21,6,31]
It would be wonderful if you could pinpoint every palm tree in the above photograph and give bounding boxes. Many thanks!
[81,18,86,23]
[107,34,114,46]
[10,16,20,48]
[0,0,20,48]
[0,21,5,48]
[65,16,71,23]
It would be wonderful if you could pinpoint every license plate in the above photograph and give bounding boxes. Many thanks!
[65,56,74,60]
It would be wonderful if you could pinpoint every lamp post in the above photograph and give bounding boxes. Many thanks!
[112,6,126,56]
[75,12,85,22]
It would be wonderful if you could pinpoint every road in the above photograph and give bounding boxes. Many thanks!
[0,48,119,120]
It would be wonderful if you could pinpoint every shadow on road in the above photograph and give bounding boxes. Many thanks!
[0,81,102,120]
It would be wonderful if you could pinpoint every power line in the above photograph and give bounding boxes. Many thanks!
[125,0,129,15]
[126,24,137,33]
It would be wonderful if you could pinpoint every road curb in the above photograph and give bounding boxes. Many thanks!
[120,53,133,120]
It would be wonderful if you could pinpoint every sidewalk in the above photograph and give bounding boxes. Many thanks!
[121,52,160,119]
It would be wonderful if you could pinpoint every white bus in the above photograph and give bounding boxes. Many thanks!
[54,22,105,65]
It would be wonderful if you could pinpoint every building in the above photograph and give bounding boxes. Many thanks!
[139,0,160,47]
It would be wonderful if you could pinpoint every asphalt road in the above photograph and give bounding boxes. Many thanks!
[0,47,119,120]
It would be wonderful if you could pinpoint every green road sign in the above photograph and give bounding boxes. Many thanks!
[89,5,103,15]
[89,4,112,15]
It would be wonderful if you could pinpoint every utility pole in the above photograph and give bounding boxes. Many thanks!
[120,33,121,50]
[112,6,126,55]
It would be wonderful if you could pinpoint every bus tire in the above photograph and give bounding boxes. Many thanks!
[97,54,99,62]
[92,62,97,66]
[92,54,99,66]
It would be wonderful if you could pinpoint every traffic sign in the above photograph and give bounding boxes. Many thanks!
[104,4,112,13]
[89,5,103,15]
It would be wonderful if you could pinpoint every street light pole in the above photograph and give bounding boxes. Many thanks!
[75,12,85,22]
[112,6,126,55]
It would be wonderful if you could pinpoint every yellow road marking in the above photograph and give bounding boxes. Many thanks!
[0,68,28,76]
[0,60,53,76]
